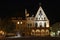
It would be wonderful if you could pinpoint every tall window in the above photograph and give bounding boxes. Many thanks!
[35,23,37,28]
[46,29,49,35]
[44,17,46,20]
[40,23,42,27]
[40,25,42,27]
[41,17,43,20]
[30,24,32,27]
[27,23,32,27]
[39,11,42,17]
[39,18,40,20]
[44,22,46,27]
[27,24,29,27]
[41,29,45,36]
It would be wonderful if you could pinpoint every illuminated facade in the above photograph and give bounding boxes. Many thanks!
[11,6,50,37]
[24,6,50,36]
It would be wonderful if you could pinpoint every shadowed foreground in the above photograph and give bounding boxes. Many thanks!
[4,37,60,40]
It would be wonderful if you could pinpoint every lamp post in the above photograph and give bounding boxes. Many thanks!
[20,21,22,32]
[16,21,23,37]
[16,21,20,32]
[20,21,22,24]
[17,21,20,24]
[17,21,23,31]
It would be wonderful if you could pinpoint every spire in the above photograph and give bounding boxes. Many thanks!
[39,3,41,6]
[25,9,27,14]
[35,4,49,21]
[25,9,29,17]
[39,3,42,7]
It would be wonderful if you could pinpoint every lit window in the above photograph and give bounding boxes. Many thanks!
[32,30,35,32]
[31,29,35,35]
[41,29,45,36]
[46,24,49,28]
[42,22,45,27]
[36,29,40,32]
[17,21,19,24]
[46,22,49,28]
[46,29,49,35]
[41,29,45,32]
[20,21,22,24]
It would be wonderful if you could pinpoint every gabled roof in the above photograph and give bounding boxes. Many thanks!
[35,6,49,21]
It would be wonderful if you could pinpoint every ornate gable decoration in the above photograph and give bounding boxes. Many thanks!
[35,6,49,21]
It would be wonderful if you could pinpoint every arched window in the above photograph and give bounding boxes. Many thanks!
[31,29,35,35]
[44,17,46,20]
[41,17,43,20]
[41,29,45,36]
[36,29,40,32]
[40,23,42,27]
[41,29,45,33]
[40,25,42,27]
[39,11,42,16]
[27,23,32,27]
[46,29,49,35]
[35,23,37,28]
[44,22,46,27]
[30,24,32,27]
[35,29,40,36]
[39,18,40,20]
[27,24,29,27]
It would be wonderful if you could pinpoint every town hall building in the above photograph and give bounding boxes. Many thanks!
[11,6,50,37]
[24,6,50,36]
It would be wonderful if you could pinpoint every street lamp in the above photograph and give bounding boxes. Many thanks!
[17,21,20,24]
[20,21,22,24]
[17,21,22,24]
[16,21,20,31]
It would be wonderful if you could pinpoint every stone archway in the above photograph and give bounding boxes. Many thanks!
[41,29,45,36]
[35,29,40,36]
[31,29,35,36]
[35,23,38,28]
[45,29,49,36]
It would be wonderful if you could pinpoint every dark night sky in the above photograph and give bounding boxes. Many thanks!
[0,0,60,24]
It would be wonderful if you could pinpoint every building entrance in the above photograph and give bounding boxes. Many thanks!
[31,29,49,36]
